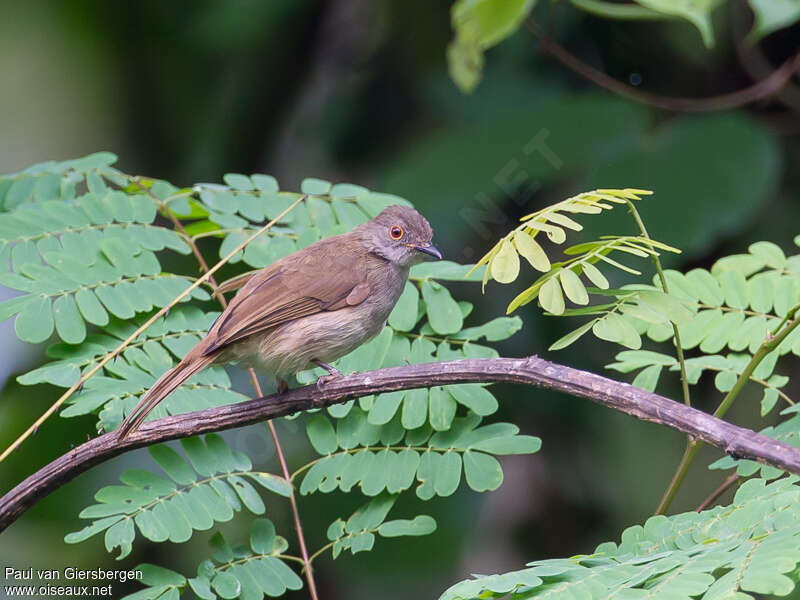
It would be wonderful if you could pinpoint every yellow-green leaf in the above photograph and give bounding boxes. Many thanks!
[490,239,520,284]
[513,230,550,272]
[581,262,609,289]
[559,269,589,305]
[539,277,565,315]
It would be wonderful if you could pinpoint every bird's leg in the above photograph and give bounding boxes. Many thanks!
[313,359,343,391]
[276,377,289,395]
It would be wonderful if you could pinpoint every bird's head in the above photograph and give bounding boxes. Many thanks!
[356,205,442,268]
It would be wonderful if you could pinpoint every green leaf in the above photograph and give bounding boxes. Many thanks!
[402,388,429,430]
[747,0,800,42]
[307,415,338,455]
[138,564,186,587]
[149,445,197,486]
[593,313,641,349]
[435,451,462,496]
[15,295,53,343]
[378,515,437,538]
[548,319,598,351]
[301,177,332,196]
[223,173,253,190]
[489,239,520,284]
[448,0,538,92]
[447,384,498,416]
[388,282,420,331]
[633,0,724,46]
[761,388,779,416]
[75,289,110,326]
[211,571,241,599]
[632,364,662,392]
[250,519,276,554]
[52,294,86,344]
[440,477,800,600]
[429,387,457,431]
[463,451,503,491]
[411,260,486,282]
[471,435,541,455]
[369,391,405,425]
[454,316,523,342]
[421,279,464,334]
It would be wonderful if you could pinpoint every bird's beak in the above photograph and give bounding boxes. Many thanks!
[412,243,442,260]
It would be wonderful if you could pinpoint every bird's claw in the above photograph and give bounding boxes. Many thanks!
[316,373,341,391]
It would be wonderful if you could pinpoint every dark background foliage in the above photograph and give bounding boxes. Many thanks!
[1,1,798,598]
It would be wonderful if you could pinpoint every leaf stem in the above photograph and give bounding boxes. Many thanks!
[0,194,306,464]
[307,542,333,566]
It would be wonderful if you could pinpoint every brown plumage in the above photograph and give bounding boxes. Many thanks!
[117,205,440,437]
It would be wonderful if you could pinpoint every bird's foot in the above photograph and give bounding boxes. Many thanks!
[315,373,340,391]
[313,359,343,391]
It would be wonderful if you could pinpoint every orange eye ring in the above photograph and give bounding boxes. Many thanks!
[389,225,404,240]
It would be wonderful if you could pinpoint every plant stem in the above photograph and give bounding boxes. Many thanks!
[159,198,320,600]
[655,440,700,515]
[625,201,691,407]
[656,302,800,514]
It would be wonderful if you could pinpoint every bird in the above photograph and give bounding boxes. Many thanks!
[117,204,441,438]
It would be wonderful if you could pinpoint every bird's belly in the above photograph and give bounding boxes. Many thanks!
[227,305,386,376]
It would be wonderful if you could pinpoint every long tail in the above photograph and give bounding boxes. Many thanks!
[117,352,216,438]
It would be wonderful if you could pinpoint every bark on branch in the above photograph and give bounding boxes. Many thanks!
[1,356,795,531]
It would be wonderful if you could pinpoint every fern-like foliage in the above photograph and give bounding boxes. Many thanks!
[65,435,291,560]
[0,154,544,594]
[325,493,436,558]
[299,410,540,497]
[125,496,436,599]
[440,476,800,600]
[470,189,652,279]
[124,519,302,600]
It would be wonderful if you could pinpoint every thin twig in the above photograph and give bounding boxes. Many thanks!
[0,195,306,464]
[252,374,320,600]
[696,473,739,512]
[525,19,800,113]
[4,356,800,531]
[157,199,320,600]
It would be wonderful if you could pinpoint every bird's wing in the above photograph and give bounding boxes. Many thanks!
[203,242,369,355]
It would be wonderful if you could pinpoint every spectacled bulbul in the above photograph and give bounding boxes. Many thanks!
[117,205,441,437]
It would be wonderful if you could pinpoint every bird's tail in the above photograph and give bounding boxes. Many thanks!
[117,352,216,438]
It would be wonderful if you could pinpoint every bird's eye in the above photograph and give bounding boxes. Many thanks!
[389,225,404,240]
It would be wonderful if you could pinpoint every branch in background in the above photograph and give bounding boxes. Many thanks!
[2,356,799,531]
[525,19,800,113]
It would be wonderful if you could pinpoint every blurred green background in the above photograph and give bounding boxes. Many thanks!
[0,1,798,598]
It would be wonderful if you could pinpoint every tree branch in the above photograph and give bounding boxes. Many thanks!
[1,356,797,531]
[525,19,800,113]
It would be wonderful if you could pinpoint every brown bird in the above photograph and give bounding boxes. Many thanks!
[117,205,441,437]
